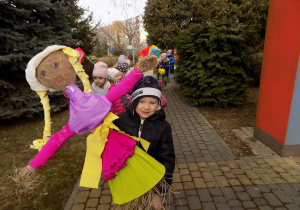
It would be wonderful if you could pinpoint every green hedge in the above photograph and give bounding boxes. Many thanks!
[175,23,257,107]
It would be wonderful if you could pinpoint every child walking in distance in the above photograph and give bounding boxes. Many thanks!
[114,76,176,210]
[157,53,170,90]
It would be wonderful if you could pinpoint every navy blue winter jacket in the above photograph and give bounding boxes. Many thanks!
[167,54,175,69]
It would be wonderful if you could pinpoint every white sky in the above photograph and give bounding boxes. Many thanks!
[78,0,147,26]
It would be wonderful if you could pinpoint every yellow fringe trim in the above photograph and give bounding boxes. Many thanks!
[63,47,91,93]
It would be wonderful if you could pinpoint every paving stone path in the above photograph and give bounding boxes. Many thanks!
[65,78,300,210]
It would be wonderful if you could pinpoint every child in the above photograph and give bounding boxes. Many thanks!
[116,55,130,74]
[108,67,123,83]
[109,68,128,112]
[91,62,110,95]
[114,76,175,209]
[166,50,175,82]
[157,53,170,90]
[91,63,125,114]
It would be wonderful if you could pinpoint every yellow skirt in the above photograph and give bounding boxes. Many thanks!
[108,146,165,204]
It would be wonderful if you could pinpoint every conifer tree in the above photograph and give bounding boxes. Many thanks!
[143,0,190,49]
[0,0,76,76]
[175,23,256,107]
[0,0,99,120]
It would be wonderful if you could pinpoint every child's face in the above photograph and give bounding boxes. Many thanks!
[135,97,159,119]
[114,72,123,82]
[93,76,107,87]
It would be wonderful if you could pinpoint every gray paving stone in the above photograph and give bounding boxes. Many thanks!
[268,184,281,190]
[237,192,251,201]
[256,185,271,193]
[209,188,223,196]
[213,196,226,203]
[202,202,216,210]
[278,183,299,196]
[215,203,230,210]
[228,200,242,207]
[221,187,237,200]
[176,206,190,210]
[242,201,257,208]
[263,193,283,206]
[232,186,246,192]
[166,204,176,210]
[175,198,187,206]
[197,189,212,202]
[273,190,294,203]
[187,196,202,209]
[285,203,300,210]
[291,195,300,204]
[291,183,300,193]
[246,186,262,198]
[254,198,268,206]
[259,206,273,210]
[185,189,197,196]
[231,207,245,210]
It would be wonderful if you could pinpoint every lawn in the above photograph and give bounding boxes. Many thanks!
[0,110,88,209]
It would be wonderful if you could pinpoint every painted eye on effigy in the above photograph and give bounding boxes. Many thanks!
[36,50,77,91]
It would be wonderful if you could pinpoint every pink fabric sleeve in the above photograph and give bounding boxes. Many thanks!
[28,124,76,169]
[109,82,125,114]
[105,67,143,103]
[112,98,125,114]
[161,94,168,108]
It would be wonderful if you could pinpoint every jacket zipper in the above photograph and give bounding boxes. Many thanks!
[138,118,145,138]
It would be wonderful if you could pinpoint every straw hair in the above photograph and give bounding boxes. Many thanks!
[10,166,41,196]
[136,55,158,73]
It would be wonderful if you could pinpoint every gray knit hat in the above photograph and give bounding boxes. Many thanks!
[118,55,126,64]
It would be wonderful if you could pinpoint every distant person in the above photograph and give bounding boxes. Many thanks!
[116,55,130,74]
[166,50,175,82]
[173,49,179,75]
[108,67,123,83]
[125,59,133,75]
[157,53,170,90]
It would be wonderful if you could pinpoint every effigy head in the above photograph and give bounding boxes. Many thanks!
[36,49,76,91]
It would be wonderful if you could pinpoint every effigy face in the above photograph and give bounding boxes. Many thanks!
[36,50,76,91]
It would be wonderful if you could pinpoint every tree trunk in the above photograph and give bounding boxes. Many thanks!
[132,38,135,64]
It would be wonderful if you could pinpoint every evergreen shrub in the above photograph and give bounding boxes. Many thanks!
[0,79,69,120]
[175,23,256,107]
